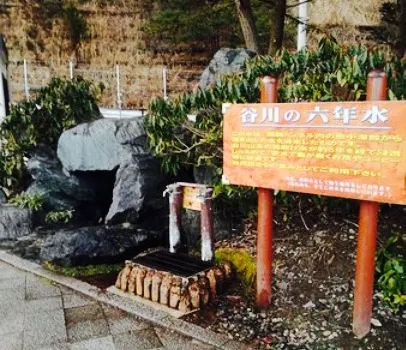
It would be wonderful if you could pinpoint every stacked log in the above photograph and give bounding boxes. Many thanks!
[169,277,182,308]
[114,260,233,312]
[188,277,200,309]
[198,275,210,308]
[136,267,146,296]
[128,266,138,294]
[179,279,192,312]
[160,274,172,306]
[151,272,163,302]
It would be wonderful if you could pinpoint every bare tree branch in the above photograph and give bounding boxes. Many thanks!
[285,12,323,33]
[286,0,313,9]
[257,0,313,8]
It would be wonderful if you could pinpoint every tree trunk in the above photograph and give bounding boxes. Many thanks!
[234,0,260,52]
[398,0,406,58]
[268,0,287,55]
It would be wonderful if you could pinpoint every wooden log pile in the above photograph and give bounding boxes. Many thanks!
[115,261,233,312]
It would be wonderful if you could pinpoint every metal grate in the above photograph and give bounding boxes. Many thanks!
[132,250,213,278]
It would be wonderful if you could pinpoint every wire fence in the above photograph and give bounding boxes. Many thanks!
[7,59,194,109]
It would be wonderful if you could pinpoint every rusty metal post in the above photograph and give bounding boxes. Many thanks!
[167,184,183,253]
[353,71,387,338]
[201,187,215,262]
[256,76,278,308]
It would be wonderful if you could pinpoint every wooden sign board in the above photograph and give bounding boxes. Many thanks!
[223,101,406,205]
[182,186,202,211]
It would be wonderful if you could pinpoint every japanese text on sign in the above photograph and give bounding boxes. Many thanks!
[240,104,389,127]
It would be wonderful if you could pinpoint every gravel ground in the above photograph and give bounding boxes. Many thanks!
[186,199,406,349]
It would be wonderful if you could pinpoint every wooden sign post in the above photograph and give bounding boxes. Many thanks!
[222,71,406,338]
[257,76,278,308]
[353,71,386,338]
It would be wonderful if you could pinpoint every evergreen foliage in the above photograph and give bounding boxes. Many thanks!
[376,232,406,312]
[0,77,103,189]
[145,37,406,212]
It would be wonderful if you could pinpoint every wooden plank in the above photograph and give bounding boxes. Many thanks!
[182,186,202,211]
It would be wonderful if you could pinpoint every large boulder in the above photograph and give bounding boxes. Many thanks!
[199,48,256,88]
[26,147,97,210]
[0,205,33,240]
[105,155,166,225]
[40,226,163,266]
[26,183,78,211]
[57,118,170,225]
[57,118,148,172]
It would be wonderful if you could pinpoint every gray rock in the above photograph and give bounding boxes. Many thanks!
[40,226,163,266]
[105,155,166,225]
[181,210,201,247]
[0,205,32,240]
[26,183,78,211]
[26,147,97,211]
[57,118,148,172]
[181,210,233,248]
[0,188,6,203]
[199,48,256,88]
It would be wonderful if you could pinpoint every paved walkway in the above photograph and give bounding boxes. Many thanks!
[0,261,215,350]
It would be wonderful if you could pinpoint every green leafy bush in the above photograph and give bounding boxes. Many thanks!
[376,232,406,312]
[145,37,406,213]
[9,193,44,211]
[45,210,75,224]
[0,77,103,189]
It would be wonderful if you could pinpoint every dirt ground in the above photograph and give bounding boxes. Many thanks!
[186,198,406,349]
[55,197,405,349]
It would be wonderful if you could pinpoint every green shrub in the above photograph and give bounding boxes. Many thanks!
[376,232,406,312]
[0,77,103,189]
[45,210,75,224]
[145,37,406,214]
[9,193,44,211]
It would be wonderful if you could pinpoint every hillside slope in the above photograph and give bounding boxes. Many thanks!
[0,0,387,108]
[0,0,212,107]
